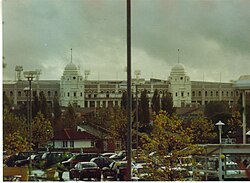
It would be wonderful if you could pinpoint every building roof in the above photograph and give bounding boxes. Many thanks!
[53,128,97,140]
[233,75,250,90]
[63,62,81,76]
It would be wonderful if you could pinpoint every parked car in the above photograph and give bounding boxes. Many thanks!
[62,153,99,169]
[109,151,126,161]
[69,162,101,181]
[102,160,137,180]
[5,152,34,167]
[101,152,116,158]
[90,156,114,169]
[40,152,64,169]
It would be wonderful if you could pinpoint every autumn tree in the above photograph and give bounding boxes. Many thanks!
[139,110,198,181]
[3,108,28,141]
[4,131,32,155]
[32,112,53,149]
[109,107,128,149]
[189,116,216,144]
[151,89,160,114]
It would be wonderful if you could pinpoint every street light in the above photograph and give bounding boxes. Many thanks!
[216,120,225,181]
[23,71,37,175]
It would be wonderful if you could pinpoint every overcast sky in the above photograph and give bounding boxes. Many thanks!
[2,0,250,82]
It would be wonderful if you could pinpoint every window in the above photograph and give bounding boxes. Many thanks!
[192,91,195,97]
[73,76,76,80]
[70,141,74,148]
[94,94,97,98]
[211,91,213,97]
[216,91,219,96]
[55,91,58,96]
[68,92,70,97]
[181,92,184,97]
[180,77,183,80]
[74,92,77,97]
[18,91,21,97]
[199,91,201,96]
[88,94,91,98]
[63,141,68,147]
[205,91,208,96]
[91,140,95,147]
[10,91,13,97]
[176,92,178,97]
[48,91,51,97]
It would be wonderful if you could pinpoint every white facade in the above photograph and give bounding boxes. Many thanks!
[60,62,85,107]
[168,63,192,107]
[53,139,93,149]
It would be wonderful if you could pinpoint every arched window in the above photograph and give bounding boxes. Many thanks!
[18,91,21,97]
[10,91,13,97]
[68,92,70,97]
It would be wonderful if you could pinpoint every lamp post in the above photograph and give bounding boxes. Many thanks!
[216,120,225,181]
[24,71,37,175]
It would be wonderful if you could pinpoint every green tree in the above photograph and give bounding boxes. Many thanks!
[3,92,11,109]
[32,112,54,149]
[121,91,127,110]
[32,93,40,118]
[204,101,231,123]
[161,91,175,115]
[63,103,77,130]
[39,91,49,119]
[151,89,160,114]
[138,89,150,133]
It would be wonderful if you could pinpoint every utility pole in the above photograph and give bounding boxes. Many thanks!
[126,0,132,181]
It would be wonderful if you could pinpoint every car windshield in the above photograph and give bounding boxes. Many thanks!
[81,163,97,168]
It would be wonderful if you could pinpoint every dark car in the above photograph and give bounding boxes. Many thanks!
[5,152,34,167]
[40,152,64,169]
[69,162,101,181]
[15,152,45,168]
[90,156,114,169]
[102,161,117,180]
[102,161,137,180]
[62,153,99,169]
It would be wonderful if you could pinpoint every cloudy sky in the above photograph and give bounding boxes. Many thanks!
[2,0,250,82]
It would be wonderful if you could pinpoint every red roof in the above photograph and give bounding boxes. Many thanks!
[53,128,97,140]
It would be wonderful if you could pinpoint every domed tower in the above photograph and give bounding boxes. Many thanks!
[60,57,84,108]
[168,63,191,107]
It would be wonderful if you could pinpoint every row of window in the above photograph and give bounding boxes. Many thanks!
[62,140,95,148]
[192,90,238,97]
[4,90,58,97]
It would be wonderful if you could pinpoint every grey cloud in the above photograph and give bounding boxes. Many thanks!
[3,0,250,82]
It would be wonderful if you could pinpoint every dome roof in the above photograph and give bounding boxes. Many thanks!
[63,62,81,76]
[170,63,186,76]
[64,63,78,71]
[172,63,185,72]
